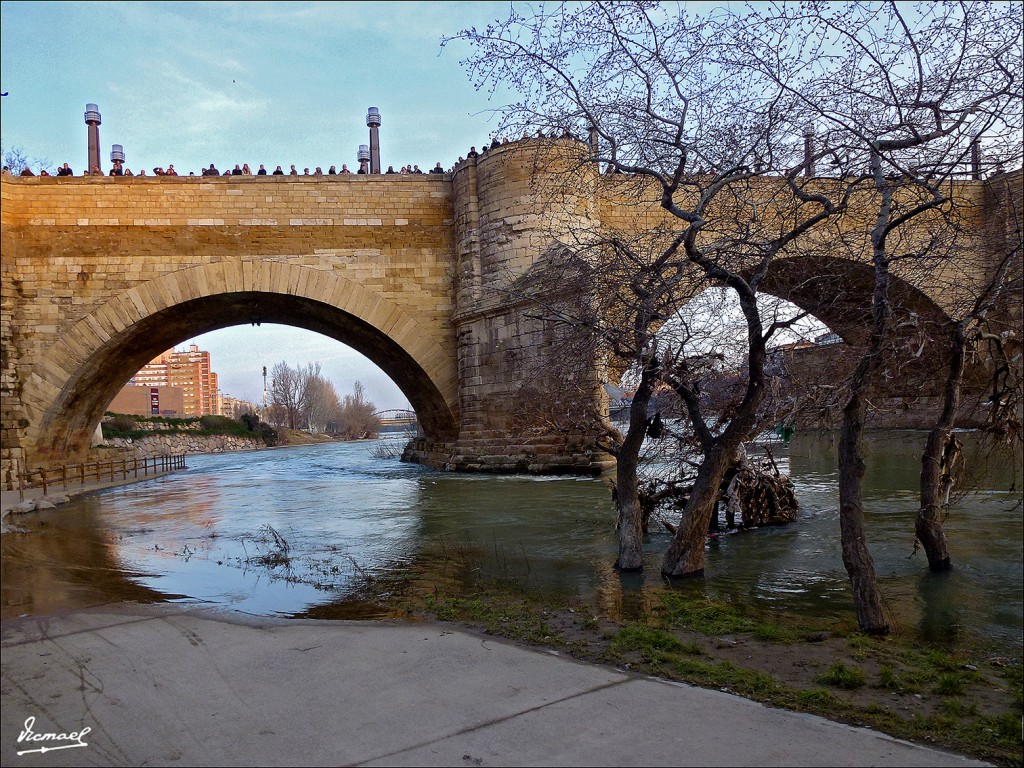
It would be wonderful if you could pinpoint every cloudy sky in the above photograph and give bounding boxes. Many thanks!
[1,1,520,410]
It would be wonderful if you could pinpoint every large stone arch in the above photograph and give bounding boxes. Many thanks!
[753,253,965,411]
[23,261,459,464]
[759,252,953,345]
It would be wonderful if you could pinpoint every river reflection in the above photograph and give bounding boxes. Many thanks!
[2,432,1021,654]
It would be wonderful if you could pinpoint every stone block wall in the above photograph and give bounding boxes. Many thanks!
[101,433,263,459]
[1,174,460,477]
[442,140,611,473]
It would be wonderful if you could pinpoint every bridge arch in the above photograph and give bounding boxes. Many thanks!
[760,253,953,346]
[23,262,459,463]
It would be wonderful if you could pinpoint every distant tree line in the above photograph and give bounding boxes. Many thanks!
[266,361,380,439]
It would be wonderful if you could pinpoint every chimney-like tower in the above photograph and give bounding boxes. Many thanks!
[366,107,381,174]
[357,144,370,175]
[85,103,102,174]
[110,144,125,165]
[970,131,982,180]
[803,123,814,177]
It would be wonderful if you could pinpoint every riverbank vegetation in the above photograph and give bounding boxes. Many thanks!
[102,412,278,445]
[403,575,1023,766]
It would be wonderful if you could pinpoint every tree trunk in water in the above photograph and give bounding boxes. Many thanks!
[660,444,733,577]
[615,448,645,571]
[838,389,891,635]
[835,167,892,636]
[918,428,956,571]
[918,322,966,572]
[615,368,656,571]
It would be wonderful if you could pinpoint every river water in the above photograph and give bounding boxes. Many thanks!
[2,432,1021,655]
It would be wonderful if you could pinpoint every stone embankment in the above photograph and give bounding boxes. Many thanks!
[102,434,262,459]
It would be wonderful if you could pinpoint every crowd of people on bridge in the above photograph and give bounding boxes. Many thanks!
[3,130,718,181]
[4,157,459,178]
[1,131,586,179]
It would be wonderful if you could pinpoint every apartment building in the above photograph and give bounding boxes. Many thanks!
[122,344,220,417]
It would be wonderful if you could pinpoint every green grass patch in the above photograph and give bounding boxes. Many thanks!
[751,622,799,642]
[610,624,687,657]
[669,657,779,696]
[935,673,967,696]
[421,592,560,646]
[817,661,866,689]
[940,698,979,717]
[925,650,962,672]
[876,665,902,691]
[797,688,836,705]
[656,593,755,635]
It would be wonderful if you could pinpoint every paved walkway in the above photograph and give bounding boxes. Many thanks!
[0,605,988,767]
[1,471,178,520]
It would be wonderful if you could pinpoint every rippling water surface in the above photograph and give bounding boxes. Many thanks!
[2,432,1021,654]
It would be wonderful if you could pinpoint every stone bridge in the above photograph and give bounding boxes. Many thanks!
[2,140,1020,481]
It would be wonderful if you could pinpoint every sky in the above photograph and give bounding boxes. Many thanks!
[0,0,520,411]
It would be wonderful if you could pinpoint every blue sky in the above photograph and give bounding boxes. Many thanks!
[1,1,518,411]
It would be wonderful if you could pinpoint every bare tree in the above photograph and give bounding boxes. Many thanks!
[304,373,340,434]
[263,402,288,429]
[451,1,847,572]
[449,0,1021,633]
[917,184,1022,571]
[754,3,1022,629]
[335,381,380,439]
[1,143,50,175]
[269,361,321,430]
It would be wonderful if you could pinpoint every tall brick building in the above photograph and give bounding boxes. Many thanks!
[126,344,219,417]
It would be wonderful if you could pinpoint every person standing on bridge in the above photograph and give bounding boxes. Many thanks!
[257,164,268,175]
[273,166,284,175]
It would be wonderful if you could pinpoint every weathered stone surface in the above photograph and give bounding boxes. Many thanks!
[101,434,263,459]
